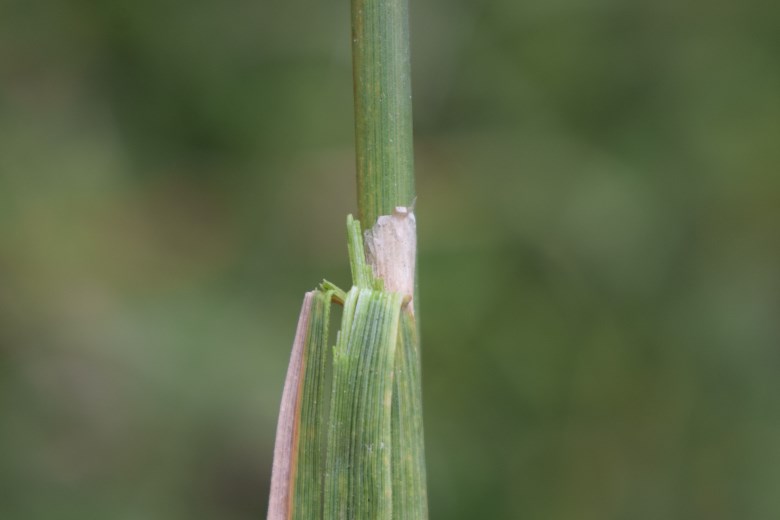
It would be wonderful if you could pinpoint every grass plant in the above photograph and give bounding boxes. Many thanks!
[267,0,427,518]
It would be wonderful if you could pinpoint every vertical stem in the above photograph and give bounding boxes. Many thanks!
[351,1,428,519]
[352,0,415,225]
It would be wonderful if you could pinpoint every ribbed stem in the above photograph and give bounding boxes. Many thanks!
[352,0,415,226]
[351,2,427,517]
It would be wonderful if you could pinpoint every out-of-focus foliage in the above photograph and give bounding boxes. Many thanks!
[1,0,779,518]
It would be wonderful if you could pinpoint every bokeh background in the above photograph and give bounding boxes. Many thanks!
[2,0,779,518]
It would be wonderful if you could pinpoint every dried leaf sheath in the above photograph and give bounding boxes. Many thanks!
[294,291,332,519]
[267,291,332,520]
[267,292,313,520]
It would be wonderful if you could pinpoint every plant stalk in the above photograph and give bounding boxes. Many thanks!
[267,2,426,518]
[352,0,416,225]
[352,0,428,517]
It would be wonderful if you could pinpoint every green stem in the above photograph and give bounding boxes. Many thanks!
[352,0,415,225]
[351,1,428,518]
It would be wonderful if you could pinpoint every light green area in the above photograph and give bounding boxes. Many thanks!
[323,286,402,520]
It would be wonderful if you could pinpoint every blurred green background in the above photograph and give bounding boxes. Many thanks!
[2,0,779,518]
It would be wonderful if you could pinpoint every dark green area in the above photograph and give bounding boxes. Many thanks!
[1,0,779,518]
